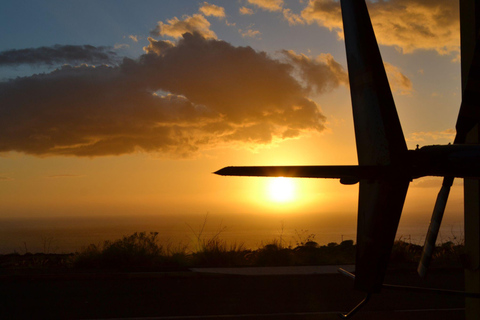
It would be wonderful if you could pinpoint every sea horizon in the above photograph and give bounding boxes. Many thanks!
[0,212,465,254]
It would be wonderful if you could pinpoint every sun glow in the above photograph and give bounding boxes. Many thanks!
[268,177,296,202]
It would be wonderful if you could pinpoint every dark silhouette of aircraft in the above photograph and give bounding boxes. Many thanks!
[216,0,480,316]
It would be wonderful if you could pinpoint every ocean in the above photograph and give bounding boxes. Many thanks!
[0,212,465,254]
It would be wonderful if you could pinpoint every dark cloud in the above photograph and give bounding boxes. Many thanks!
[143,38,175,55]
[0,33,335,157]
[0,45,118,66]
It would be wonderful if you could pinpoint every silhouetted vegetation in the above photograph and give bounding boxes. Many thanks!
[0,231,465,273]
[72,232,188,271]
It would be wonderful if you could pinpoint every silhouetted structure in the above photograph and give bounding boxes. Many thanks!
[217,0,480,318]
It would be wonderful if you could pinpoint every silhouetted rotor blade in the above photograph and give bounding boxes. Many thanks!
[419,5,480,278]
[215,165,388,183]
[417,176,453,278]
[341,0,410,294]
[341,0,407,166]
[420,36,480,275]
[455,34,480,144]
[355,177,410,293]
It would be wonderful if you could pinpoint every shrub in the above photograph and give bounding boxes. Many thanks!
[390,240,422,263]
[73,232,182,270]
[254,240,294,266]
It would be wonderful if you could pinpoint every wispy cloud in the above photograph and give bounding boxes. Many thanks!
[128,35,139,42]
[239,28,262,39]
[283,9,305,26]
[47,174,83,178]
[247,0,284,12]
[384,62,413,95]
[114,43,129,50]
[407,129,456,144]
[411,177,462,188]
[199,2,226,18]
[239,7,254,15]
[0,45,118,66]
[301,0,459,55]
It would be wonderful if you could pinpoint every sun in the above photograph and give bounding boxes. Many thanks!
[268,177,296,203]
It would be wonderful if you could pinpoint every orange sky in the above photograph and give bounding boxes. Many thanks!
[0,0,466,251]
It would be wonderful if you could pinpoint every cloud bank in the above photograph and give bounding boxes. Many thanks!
[0,33,342,157]
[302,0,459,55]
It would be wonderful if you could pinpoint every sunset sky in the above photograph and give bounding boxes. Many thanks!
[0,0,466,251]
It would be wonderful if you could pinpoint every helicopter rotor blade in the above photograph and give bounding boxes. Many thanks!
[341,0,407,167]
[417,176,453,278]
[340,0,410,293]
[455,32,480,144]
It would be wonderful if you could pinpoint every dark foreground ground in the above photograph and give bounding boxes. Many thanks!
[0,267,466,320]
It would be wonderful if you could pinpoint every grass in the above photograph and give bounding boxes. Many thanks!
[0,231,465,272]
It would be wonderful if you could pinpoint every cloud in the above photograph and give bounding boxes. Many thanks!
[301,0,343,31]
[407,129,456,144]
[281,50,410,97]
[301,0,459,55]
[384,62,413,95]
[281,50,348,94]
[411,177,462,188]
[47,174,83,178]
[247,0,284,12]
[225,20,236,27]
[151,14,217,39]
[114,43,129,50]
[283,9,305,26]
[0,33,332,158]
[0,45,118,66]
[240,7,254,15]
[128,35,139,42]
[199,2,226,18]
[143,38,175,55]
[239,28,262,39]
